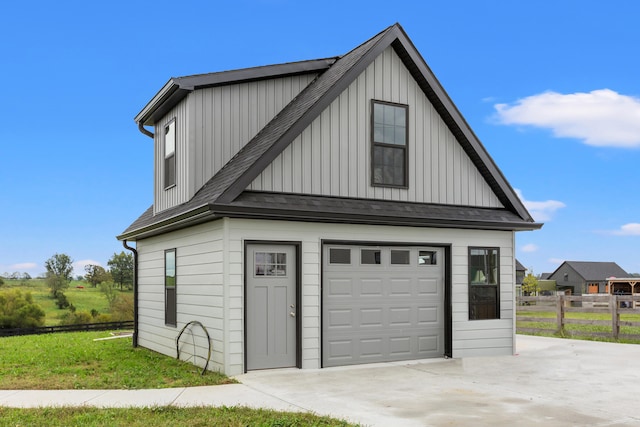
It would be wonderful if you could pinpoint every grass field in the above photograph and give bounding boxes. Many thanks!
[0,331,357,426]
[1,279,126,325]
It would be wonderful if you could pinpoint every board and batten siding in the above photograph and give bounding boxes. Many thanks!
[248,46,502,208]
[153,73,318,214]
[136,221,227,373]
[225,218,516,374]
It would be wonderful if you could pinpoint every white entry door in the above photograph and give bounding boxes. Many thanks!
[246,244,297,370]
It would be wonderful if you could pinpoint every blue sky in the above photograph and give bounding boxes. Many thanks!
[1,1,639,277]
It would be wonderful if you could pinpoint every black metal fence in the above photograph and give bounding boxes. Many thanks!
[0,321,134,337]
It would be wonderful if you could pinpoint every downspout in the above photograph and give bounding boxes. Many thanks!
[122,240,139,347]
[138,122,154,139]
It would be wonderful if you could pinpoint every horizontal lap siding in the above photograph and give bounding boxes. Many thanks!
[249,46,502,209]
[226,218,515,371]
[136,221,226,372]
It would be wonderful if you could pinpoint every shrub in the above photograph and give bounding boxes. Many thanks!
[0,289,45,328]
[110,293,134,321]
[55,291,71,309]
[59,310,93,325]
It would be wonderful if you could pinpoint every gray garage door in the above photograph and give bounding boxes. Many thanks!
[323,245,444,367]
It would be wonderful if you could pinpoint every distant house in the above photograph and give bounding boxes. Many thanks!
[548,261,628,295]
[117,23,541,375]
[515,259,526,285]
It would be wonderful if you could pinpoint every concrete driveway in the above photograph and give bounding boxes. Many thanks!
[236,335,640,426]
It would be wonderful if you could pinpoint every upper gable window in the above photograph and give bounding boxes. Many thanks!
[164,119,176,189]
[371,101,408,187]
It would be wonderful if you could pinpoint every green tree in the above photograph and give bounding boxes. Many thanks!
[45,253,74,297]
[522,272,539,296]
[84,264,111,288]
[99,281,118,306]
[0,289,46,328]
[107,252,134,290]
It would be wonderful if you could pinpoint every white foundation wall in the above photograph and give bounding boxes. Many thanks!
[226,218,516,372]
[136,221,227,373]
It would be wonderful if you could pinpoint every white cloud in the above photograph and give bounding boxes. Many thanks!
[494,89,640,147]
[10,262,38,271]
[521,244,538,253]
[548,258,565,266]
[611,223,640,236]
[74,259,103,274]
[515,189,566,222]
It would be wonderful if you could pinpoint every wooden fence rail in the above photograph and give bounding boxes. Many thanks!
[0,321,134,337]
[517,294,640,340]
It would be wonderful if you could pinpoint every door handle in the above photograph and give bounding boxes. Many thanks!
[290,311,296,318]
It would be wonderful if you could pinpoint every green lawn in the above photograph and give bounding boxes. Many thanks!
[0,331,231,389]
[0,406,356,427]
[0,331,357,426]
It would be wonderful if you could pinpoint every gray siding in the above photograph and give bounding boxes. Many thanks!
[135,218,516,375]
[154,101,190,214]
[153,73,317,214]
[136,221,226,372]
[249,46,503,208]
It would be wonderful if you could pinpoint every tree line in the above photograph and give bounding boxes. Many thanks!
[0,252,134,329]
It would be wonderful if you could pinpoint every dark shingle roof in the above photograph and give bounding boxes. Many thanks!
[119,23,542,241]
[561,261,628,281]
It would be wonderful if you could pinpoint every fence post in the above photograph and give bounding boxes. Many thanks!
[556,294,564,334]
[611,294,619,340]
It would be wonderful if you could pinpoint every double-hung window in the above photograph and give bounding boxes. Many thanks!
[164,119,176,189]
[468,247,500,320]
[165,249,177,326]
[371,100,408,187]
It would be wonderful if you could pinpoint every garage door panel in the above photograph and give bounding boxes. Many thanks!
[389,278,412,296]
[418,278,439,294]
[418,306,439,324]
[389,307,411,326]
[327,278,352,296]
[389,337,411,355]
[326,308,352,328]
[323,245,445,367]
[360,308,384,327]
[361,279,383,296]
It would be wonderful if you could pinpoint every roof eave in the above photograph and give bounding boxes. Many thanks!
[117,205,214,241]
[210,203,543,231]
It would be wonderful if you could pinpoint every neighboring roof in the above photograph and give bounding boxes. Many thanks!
[539,273,552,280]
[549,261,628,281]
[516,259,526,272]
[120,23,542,241]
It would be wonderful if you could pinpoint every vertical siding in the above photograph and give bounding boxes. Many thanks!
[249,46,503,209]
[153,73,317,214]
[191,73,317,196]
[154,100,191,214]
[136,221,226,373]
